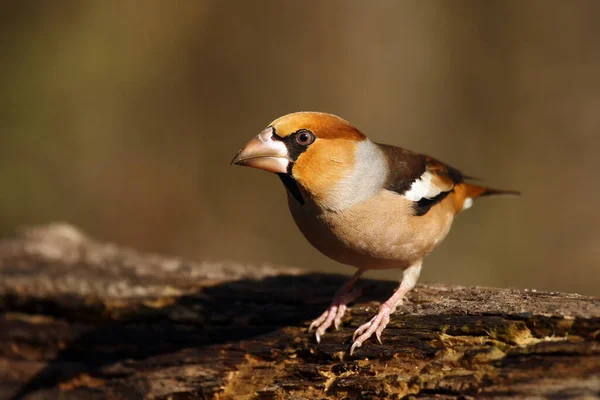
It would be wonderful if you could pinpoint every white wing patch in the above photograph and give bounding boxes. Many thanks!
[404,171,445,202]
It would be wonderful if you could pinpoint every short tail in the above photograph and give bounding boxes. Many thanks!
[453,183,520,212]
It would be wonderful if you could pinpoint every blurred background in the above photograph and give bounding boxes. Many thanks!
[1,1,599,295]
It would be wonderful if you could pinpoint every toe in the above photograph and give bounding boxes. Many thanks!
[309,318,320,332]
[334,304,346,330]
[375,314,390,344]
[350,306,393,352]
[310,304,341,342]
[309,310,328,332]
[352,321,371,341]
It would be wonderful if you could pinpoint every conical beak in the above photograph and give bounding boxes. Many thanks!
[231,127,290,173]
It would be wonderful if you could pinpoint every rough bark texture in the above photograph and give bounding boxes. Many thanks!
[0,224,599,399]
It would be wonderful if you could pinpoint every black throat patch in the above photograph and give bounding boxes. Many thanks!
[277,172,304,205]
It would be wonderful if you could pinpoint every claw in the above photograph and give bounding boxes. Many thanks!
[315,330,321,343]
[375,330,383,345]
[334,319,340,331]
[350,340,361,355]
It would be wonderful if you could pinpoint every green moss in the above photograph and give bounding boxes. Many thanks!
[438,324,450,334]
[487,321,531,345]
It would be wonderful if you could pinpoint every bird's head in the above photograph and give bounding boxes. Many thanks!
[232,112,387,209]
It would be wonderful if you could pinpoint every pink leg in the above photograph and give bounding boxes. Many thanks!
[309,268,366,343]
[350,261,422,355]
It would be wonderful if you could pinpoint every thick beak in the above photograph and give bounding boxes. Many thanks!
[231,127,289,173]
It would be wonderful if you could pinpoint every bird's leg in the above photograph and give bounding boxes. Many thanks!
[309,268,366,343]
[350,261,422,355]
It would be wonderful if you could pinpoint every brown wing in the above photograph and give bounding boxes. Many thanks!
[377,143,465,215]
[377,143,427,195]
[422,156,464,193]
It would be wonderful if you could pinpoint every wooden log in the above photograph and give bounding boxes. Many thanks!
[0,223,599,399]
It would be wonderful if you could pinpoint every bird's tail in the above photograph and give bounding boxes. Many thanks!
[453,183,520,212]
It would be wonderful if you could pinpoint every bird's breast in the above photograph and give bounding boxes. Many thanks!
[288,189,456,269]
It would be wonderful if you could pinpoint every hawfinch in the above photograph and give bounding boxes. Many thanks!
[232,112,519,354]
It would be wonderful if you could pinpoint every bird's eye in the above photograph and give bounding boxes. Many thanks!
[295,130,315,146]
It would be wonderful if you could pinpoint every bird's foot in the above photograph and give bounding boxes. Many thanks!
[350,303,395,355]
[309,287,362,343]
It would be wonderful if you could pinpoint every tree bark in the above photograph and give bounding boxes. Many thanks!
[0,224,599,399]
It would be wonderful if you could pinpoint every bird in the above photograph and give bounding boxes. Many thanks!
[231,112,519,355]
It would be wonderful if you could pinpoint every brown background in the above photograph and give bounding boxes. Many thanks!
[1,1,599,295]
